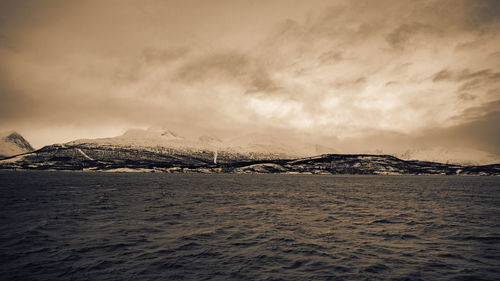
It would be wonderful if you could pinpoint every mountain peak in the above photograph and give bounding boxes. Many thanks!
[0,131,34,158]
[121,128,184,140]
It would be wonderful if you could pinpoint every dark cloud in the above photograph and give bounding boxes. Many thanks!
[458,79,484,92]
[109,47,191,82]
[175,53,251,82]
[432,68,500,94]
[461,0,500,31]
[457,70,500,92]
[248,68,280,93]
[318,51,343,65]
[0,19,17,51]
[453,99,500,122]
[274,19,302,39]
[331,76,367,90]
[309,2,386,41]
[458,93,476,101]
[432,69,453,82]
[457,69,493,81]
[174,52,279,94]
[141,46,190,64]
[386,22,436,50]
[490,51,500,59]
[425,100,500,154]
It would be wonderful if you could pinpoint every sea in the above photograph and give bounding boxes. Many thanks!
[1,171,499,281]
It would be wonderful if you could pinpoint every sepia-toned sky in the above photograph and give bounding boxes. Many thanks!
[0,0,499,154]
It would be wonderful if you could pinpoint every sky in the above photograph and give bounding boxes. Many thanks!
[0,0,499,156]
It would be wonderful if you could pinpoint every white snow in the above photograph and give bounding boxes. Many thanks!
[76,148,94,161]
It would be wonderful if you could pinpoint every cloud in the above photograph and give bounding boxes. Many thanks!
[453,99,500,122]
[174,52,279,94]
[422,100,500,154]
[141,46,190,64]
[175,53,251,82]
[1,0,500,155]
[432,69,453,82]
[430,68,500,105]
[318,51,343,65]
[386,23,436,50]
[434,68,497,82]
[458,93,476,101]
[461,0,500,31]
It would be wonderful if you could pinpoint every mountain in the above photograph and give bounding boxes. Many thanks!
[393,147,500,166]
[0,131,34,159]
[0,128,498,175]
[224,132,338,158]
[67,128,304,161]
[0,128,295,171]
[224,132,302,158]
[0,144,498,175]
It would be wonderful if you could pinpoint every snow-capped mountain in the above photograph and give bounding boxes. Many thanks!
[69,128,188,147]
[1,128,498,174]
[0,131,34,158]
[224,132,338,158]
[409,148,499,165]
[67,128,313,160]
[386,147,500,166]
[0,128,339,170]
[224,132,300,158]
[0,128,498,175]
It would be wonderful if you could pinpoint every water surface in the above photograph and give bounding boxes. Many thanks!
[1,172,499,280]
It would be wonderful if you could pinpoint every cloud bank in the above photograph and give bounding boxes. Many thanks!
[0,0,499,157]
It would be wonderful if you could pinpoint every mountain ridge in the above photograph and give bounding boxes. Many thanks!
[0,129,498,175]
[1,143,498,175]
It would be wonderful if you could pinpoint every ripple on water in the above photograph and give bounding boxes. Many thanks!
[1,172,500,280]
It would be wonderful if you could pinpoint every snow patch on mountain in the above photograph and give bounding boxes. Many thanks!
[76,148,95,161]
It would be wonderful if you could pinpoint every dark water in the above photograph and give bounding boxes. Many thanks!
[1,172,499,281]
